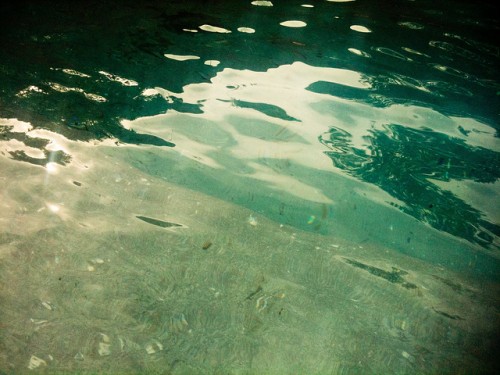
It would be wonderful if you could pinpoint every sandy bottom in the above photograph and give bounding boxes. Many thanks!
[0,143,498,374]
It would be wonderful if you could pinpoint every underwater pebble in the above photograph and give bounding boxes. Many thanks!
[401,350,415,363]
[28,355,46,370]
[74,352,84,361]
[256,296,268,312]
[41,301,53,311]
[145,340,163,355]
[170,313,189,333]
[30,318,48,325]
[118,337,125,351]
[98,343,111,356]
[209,287,221,297]
[100,333,110,343]
[97,333,112,356]
[248,215,258,226]
[88,257,107,271]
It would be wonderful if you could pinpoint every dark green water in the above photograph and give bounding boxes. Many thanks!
[1,0,499,373]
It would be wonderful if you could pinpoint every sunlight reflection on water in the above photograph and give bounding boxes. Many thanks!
[0,0,499,373]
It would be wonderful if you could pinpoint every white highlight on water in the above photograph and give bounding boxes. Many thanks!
[164,54,201,61]
[280,20,307,28]
[350,25,372,33]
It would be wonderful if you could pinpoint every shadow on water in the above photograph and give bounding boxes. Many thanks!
[320,123,500,249]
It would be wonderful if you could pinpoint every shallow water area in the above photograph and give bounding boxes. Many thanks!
[1,144,498,374]
[1,0,499,374]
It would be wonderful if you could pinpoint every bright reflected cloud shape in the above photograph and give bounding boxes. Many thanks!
[280,20,307,28]
[237,27,255,33]
[350,25,372,33]
[199,24,231,33]
[251,1,273,6]
[16,85,45,98]
[46,82,106,102]
[164,54,201,61]
[204,60,220,67]
[99,71,138,86]
[61,69,90,78]
[348,48,371,57]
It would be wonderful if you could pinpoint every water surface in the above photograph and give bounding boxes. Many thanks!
[1,0,499,373]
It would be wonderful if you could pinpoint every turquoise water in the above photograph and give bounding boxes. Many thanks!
[1,0,499,373]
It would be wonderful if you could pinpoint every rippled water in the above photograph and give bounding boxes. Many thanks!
[1,0,499,374]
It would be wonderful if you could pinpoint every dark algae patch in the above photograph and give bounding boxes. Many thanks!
[432,307,464,320]
[343,257,417,289]
[135,215,183,228]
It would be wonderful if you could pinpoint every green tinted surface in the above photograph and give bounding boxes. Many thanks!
[1,0,499,374]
